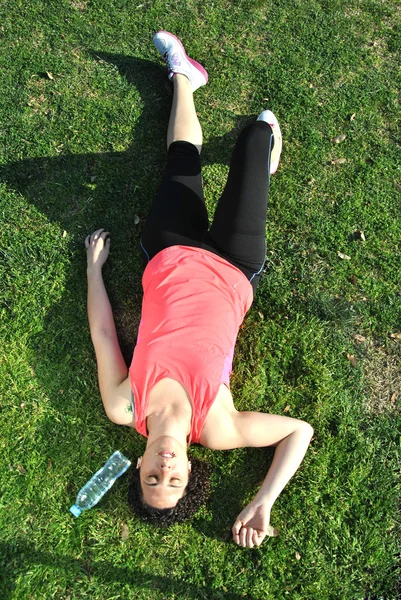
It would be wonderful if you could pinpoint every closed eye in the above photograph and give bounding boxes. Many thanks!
[144,476,183,488]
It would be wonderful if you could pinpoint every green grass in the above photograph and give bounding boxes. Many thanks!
[1,0,400,598]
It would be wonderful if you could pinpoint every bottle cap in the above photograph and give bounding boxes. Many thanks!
[70,504,82,517]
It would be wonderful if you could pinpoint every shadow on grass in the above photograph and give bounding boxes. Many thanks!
[0,53,253,396]
[0,540,258,600]
[0,53,254,369]
[0,53,254,447]
[0,54,252,240]
[191,446,275,543]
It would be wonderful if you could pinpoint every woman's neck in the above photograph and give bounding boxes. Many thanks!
[146,377,192,442]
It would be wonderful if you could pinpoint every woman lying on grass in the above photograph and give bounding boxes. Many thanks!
[85,31,313,548]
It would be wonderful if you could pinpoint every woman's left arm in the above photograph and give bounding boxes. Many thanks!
[85,230,132,425]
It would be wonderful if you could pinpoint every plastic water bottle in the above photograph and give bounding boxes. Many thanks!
[70,450,131,517]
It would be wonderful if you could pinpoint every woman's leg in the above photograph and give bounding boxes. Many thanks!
[206,113,281,290]
[167,74,203,153]
[141,33,209,261]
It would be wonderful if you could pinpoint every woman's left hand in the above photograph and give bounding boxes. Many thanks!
[85,228,110,271]
[232,501,271,548]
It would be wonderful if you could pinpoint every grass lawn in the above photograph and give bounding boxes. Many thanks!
[1,0,400,598]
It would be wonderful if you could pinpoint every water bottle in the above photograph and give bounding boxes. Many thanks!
[70,450,131,517]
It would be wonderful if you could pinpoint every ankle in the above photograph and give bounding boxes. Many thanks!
[173,73,193,88]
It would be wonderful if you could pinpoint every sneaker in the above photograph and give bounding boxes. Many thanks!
[257,110,282,174]
[153,30,208,92]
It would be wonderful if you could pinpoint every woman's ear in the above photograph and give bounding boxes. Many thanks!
[136,457,142,468]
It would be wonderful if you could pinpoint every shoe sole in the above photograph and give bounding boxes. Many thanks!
[154,30,209,84]
[257,110,282,174]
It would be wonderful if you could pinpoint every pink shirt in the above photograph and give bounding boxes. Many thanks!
[129,246,253,442]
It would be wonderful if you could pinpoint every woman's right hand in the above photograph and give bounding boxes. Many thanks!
[232,501,272,548]
[85,229,110,271]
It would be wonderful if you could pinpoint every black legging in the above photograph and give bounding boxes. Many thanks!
[141,120,274,293]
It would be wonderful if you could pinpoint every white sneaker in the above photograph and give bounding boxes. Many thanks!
[153,30,208,92]
[257,110,282,174]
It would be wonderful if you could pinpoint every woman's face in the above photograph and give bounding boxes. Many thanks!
[137,436,191,508]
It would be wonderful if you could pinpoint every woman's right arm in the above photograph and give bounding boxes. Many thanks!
[201,404,313,548]
[85,229,133,425]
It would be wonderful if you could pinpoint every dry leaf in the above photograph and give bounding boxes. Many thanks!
[331,158,347,165]
[71,1,87,9]
[295,552,301,560]
[16,465,27,474]
[391,392,398,403]
[347,353,358,367]
[337,251,351,260]
[266,525,279,537]
[390,333,401,341]
[47,458,53,471]
[394,181,401,192]
[350,113,356,121]
[258,311,264,320]
[331,134,346,144]
[121,522,129,541]
[62,230,67,238]
[45,71,54,80]
[284,405,291,413]
[353,334,366,343]
[350,274,358,285]
[134,215,140,225]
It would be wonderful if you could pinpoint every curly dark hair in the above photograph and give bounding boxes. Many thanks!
[128,458,212,526]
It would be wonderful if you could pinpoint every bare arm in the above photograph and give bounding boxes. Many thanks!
[231,413,313,548]
[201,404,313,548]
[85,229,133,425]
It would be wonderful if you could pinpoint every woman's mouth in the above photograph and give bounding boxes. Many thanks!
[157,451,176,458]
